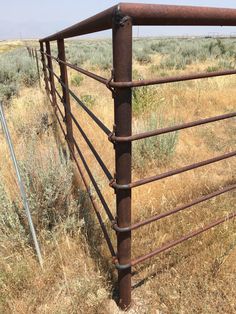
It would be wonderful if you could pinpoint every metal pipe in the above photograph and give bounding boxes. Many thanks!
[109,69,236,88]
[34,49,41,89]
[40,5,117,41]
[110,112,236,142]
[120,3,236,26]
[113,14,132,310]
[113,184,236,232]
[57,39,75,155]
[54,111,116,256]
[130,209,236,267]
[40,50,109,86]
[45,42,57,106]
[46,66,112,137]
[111,151,236,190]
[69,111,113,181]
[40,3,236,42]
[40,42,49,93]
[0,102,43,269]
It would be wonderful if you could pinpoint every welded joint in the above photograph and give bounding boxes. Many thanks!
[114,5,132,27]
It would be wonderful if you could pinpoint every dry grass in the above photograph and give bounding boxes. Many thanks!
[0,38,235,313]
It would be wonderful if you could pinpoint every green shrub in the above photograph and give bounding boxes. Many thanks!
[133,113,179,169]
[81,94,96,108]
[71,74,84,87]
[0,48,38,101]
[135,50,152,64]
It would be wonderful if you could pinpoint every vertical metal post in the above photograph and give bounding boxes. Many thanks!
[34,49,41,89]
[40,42,49,93]
[45,41,57,106]
[57,39,74,154]
[112,14,132,310]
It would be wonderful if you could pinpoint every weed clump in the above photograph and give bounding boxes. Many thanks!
[133,113,179,170]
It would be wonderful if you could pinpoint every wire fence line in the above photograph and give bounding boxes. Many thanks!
[0,101,43,269]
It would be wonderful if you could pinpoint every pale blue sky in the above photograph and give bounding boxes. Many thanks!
[1,0,236,40]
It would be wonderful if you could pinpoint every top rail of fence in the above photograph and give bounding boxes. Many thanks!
[40,3,236,41]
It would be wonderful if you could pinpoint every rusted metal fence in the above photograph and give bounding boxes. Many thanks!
[38,3,236,310]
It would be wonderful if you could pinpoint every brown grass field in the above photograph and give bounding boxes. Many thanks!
[0,38,235,313]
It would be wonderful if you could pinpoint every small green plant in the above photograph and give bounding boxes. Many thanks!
[81,94,96,108]
[133,113,179,170]
[70,74,83,87]
[135,50,152,64]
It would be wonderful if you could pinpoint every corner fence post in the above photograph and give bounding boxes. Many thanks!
[112,14,132,310]
[40,42,49,93]
[45,41,57,107]
[57,39,75,155]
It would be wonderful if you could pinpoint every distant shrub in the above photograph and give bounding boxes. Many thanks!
[81,94,96,108]
[206,66,220,73]
[133,113,179,169]
[135,50,152,64]
[0,83,18,100]
[71,74,84,87]
[0,48,38,101]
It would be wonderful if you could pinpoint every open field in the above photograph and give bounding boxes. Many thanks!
[0,37,235,313]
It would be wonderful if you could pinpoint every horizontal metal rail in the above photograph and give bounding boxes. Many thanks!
[110,112,236,143]
[54,110,116,258]
[57,91,113,181]
[42,50,236,91]
[109,69,236,88]
[41,51,109,85]
[70,112,113,181]
[73,137,114,222]
[40,3,236,42]
[54,88,63,103]
[128,209,236,268]
[54,92,65,121]
[111,151,236,189]
[46,65,112,137]
[113,183,236,232]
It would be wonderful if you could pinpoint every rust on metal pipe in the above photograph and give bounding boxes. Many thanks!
[40,50,109,85]
[46,65,112,136]
[110,112,236,142]
[130,209,236,267]
[113,184,236,232]
[69,111,113,181]
[40,3,236,42]
[73,138,115,223]
[120,3,236,26]
[34,49,41,89]
[113,14,132,310]
[54,108,116,257]
[111,151,236,189]
[45,42,57,106]
[109,69,236,88]
[39,42,49,93]
[40,5,117,41]
[57,39,75,155]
